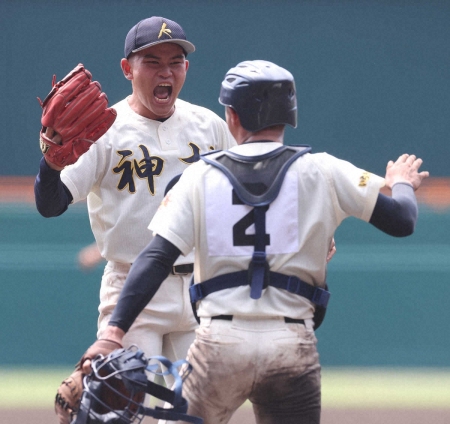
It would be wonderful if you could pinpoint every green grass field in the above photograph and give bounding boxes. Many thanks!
[321,368,450,409]
[1,367,450,410]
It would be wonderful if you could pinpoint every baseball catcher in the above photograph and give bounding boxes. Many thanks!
[38,63,117,170]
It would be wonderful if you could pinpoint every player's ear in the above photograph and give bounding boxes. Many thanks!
[121,58,133,81]
[185,59,189,72]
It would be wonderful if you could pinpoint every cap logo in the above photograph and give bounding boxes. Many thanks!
[158,22,172,39]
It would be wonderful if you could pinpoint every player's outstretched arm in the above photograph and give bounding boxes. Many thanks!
[369,153,429,237]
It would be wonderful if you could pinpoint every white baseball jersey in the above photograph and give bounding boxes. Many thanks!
[149,141,385,320]
[61,97,236,264]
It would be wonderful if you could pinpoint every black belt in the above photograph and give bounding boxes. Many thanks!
[172,264,194,275]
[211,315,305,325]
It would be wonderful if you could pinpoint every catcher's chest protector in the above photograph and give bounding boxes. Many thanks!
[202,144,311,208]
[193,143,330,329]
[202,143,311,297]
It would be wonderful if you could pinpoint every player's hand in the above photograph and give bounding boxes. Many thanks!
[78,242,104,271]
[384,154,429,191]
[43,127,65,171]
[45,127,62,145]
[80,326,125,374]
[326,238,336,263]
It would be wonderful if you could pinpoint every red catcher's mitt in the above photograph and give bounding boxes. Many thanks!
[38,63,117,169]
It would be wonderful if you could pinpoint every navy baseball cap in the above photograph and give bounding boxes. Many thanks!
[124,16,196,58]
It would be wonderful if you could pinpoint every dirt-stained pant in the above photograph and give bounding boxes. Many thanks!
[179,315,321,424]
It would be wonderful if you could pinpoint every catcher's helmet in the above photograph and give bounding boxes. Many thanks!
[73,346,202,424]
[218,60,297,132]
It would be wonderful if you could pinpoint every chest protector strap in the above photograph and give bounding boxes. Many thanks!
[190,270,330,308]
[190,143,329,307]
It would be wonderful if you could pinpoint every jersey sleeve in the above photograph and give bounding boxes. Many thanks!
[60,137,107,203]
[315,153,385,223]
[148,164,199,256]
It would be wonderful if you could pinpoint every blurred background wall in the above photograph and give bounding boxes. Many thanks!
[0,0,449,367]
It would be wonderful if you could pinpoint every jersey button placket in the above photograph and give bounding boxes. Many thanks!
[159,125,173,150]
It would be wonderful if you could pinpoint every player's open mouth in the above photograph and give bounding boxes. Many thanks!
[154,84,172,103]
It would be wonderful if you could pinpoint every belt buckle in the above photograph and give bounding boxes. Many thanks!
[172,266,184,275]
[172,264,193,275]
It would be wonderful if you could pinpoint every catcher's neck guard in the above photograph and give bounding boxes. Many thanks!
[73,346,203,424]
